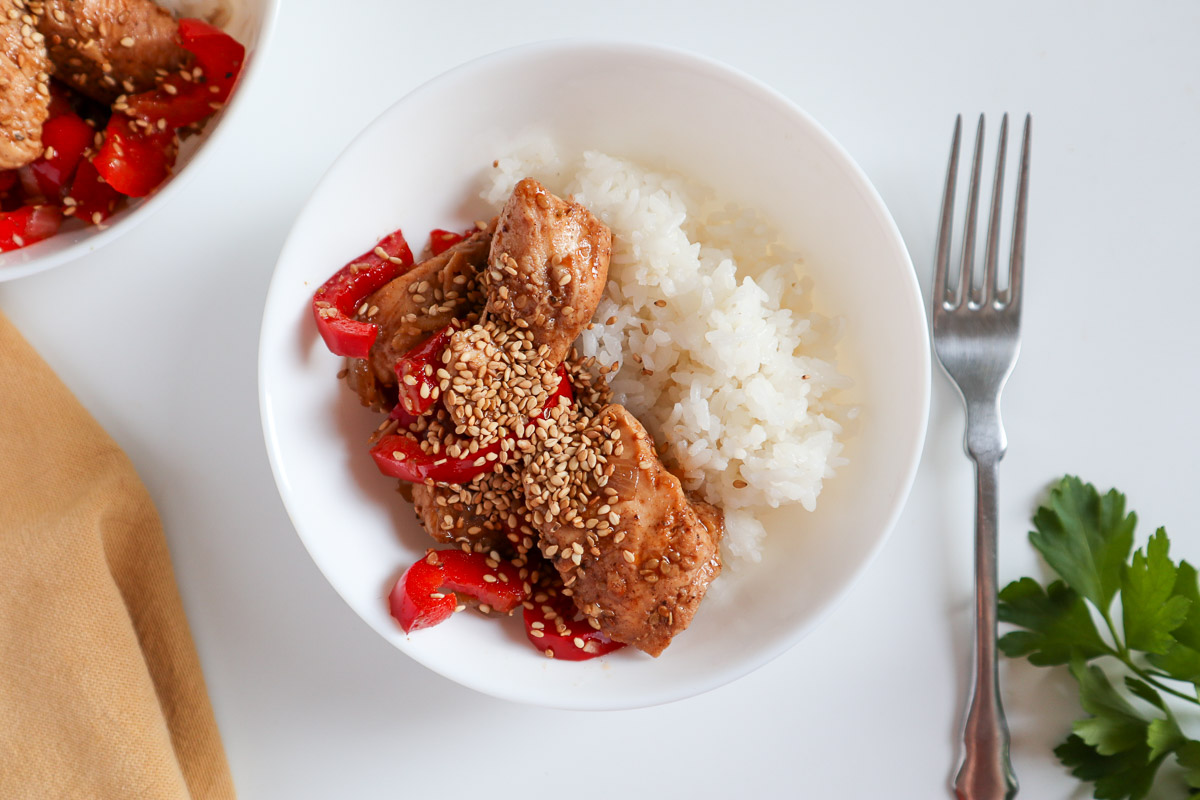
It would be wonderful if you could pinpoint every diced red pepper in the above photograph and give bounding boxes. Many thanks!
[395,325,455,416]
[388,549,527,633]
[92,119,177,198]
[67,159,123,226]
[388,556,455,633]
[312,228,414,359]
[429,228,468,256]
[124,77,217,130]
[438,550,525,613]
[0,205,62,252]
[370,433,502,485]
[523,597,625,660]
[178,18,245,104]
[18,112,94,200]
[388,399,422,430]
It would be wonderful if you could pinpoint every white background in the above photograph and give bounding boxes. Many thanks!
[3,1,1198,797]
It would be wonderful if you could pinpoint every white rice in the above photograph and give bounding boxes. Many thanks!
[485,143,851,561]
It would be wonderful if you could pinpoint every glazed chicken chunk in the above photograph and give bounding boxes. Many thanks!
[36,0,190,104]
[0,2,51,169]
[523,403,723,656]
[410,462,535,558]
[485,178,611,367]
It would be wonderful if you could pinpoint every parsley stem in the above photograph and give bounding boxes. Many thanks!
[1118,661,1200,706]
[1096,608,1200,706]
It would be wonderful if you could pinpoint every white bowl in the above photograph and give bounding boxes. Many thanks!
[0,0,280,282]
[259,40,930,710]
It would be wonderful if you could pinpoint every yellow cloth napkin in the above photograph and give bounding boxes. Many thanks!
[0,313,235,800]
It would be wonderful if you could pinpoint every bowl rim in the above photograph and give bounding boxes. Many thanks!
[0,0,284,282]
[258,37,931,709]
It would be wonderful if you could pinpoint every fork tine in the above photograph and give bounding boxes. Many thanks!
[980,114,1009,306]
[933,115,962,309]
[958,115,985,308]
[1006,114,1031,311]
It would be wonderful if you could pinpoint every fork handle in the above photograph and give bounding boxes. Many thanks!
[953,455,1017,800]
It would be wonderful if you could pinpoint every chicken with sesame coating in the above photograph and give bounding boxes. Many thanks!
[485,177,612,367]
[410,462,535,558]
[523,403,723,657]
[35,0,190,105]
[0,0,52,169]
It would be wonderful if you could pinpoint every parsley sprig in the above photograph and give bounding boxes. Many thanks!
[999,476,1200,799]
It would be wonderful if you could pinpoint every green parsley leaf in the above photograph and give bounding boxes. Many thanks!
[1146,642,1200,686]
[1166,561,1200,651]
[1001,476,1200,799]
[1123,529,1191,654]
[1071,660,1151,756]
[1055,734,1165,800]
[1176,740,1200,790]
[1146,717,1186,762]
[997,578,1108,665]
[1028,476,1136,614]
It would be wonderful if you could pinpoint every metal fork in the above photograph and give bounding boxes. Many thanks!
[933,113,1030,800]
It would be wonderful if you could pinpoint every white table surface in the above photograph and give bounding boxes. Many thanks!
[4,1,1198,797]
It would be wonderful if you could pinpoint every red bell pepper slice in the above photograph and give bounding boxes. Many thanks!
[92,120,177,198]
[523,597,625,660]
[388,549,526,633]
[388,555,455,633]
[312,229,414,359]
[395,325,456,416]
[178,18,245,104]
[0,205,62,252]
[429,228,469,256]
[17,112,94,200]
[370,433,502,485]
[388,399,422,430]
[439,550,525,613]
[67,159,123,226]
[124,77,217,130]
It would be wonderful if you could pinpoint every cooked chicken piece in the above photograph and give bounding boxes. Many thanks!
[0,2,51,169]
[36,0,190,104]
[411,464,535,559]
[344,223,493,410]
[486,178,611,367]
[523,404,723,656]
